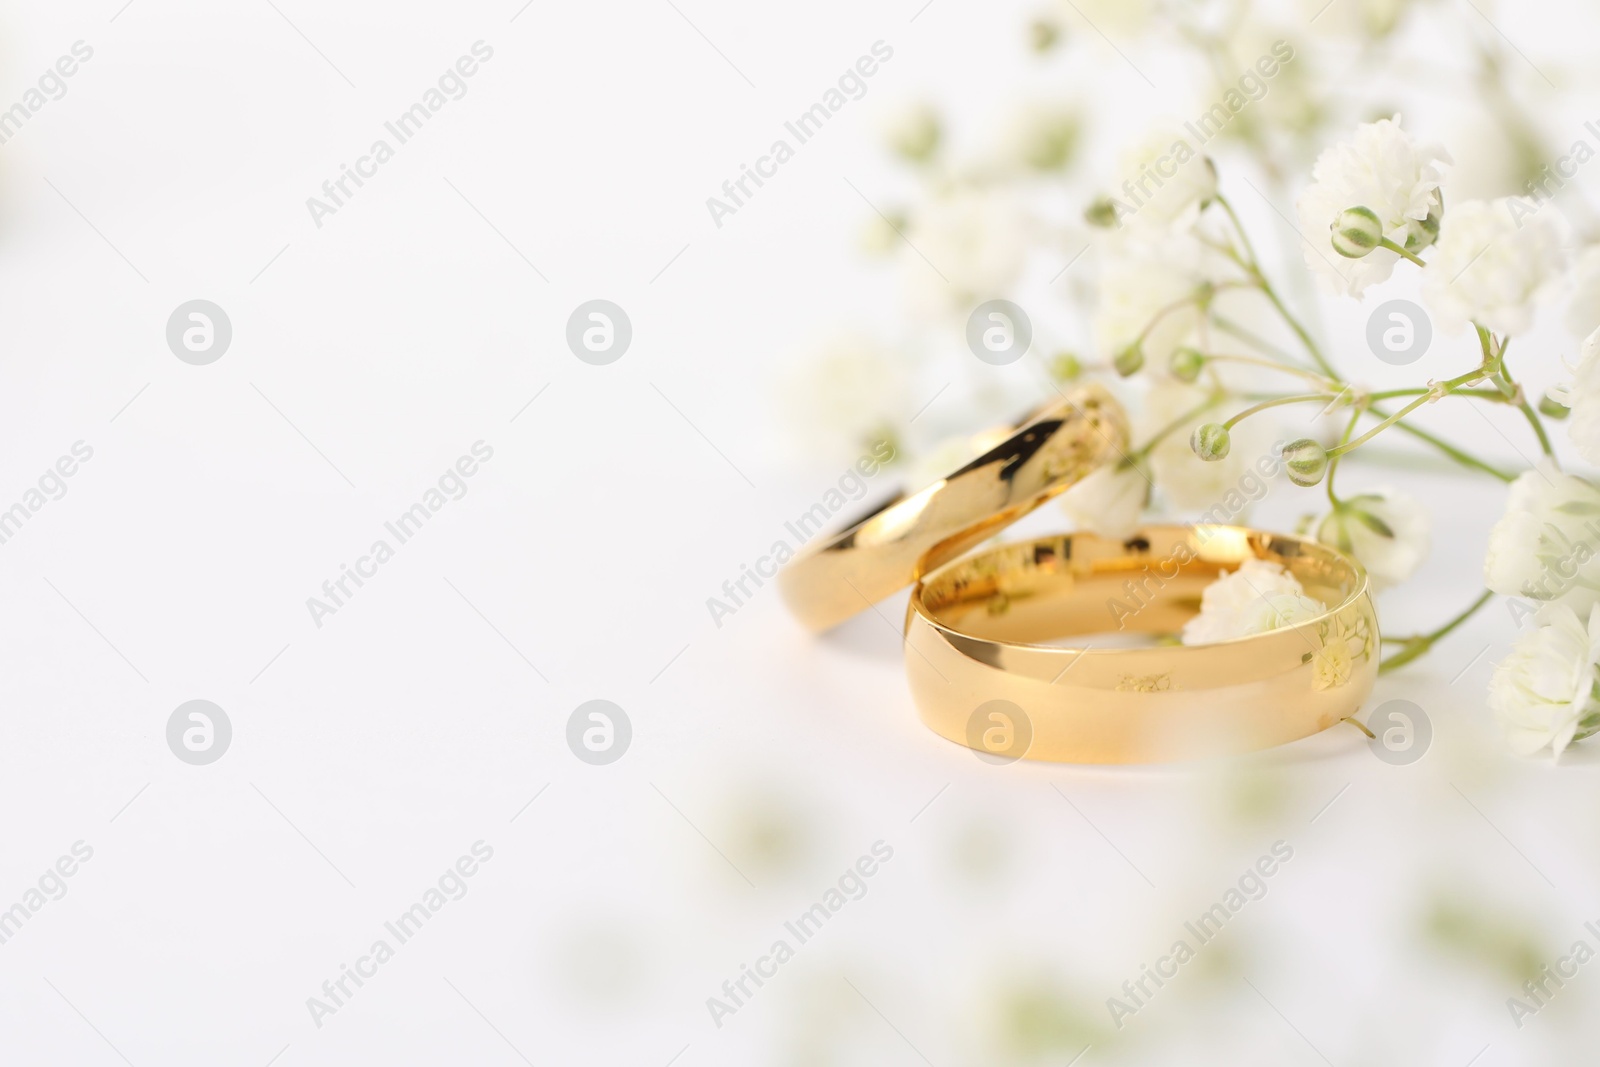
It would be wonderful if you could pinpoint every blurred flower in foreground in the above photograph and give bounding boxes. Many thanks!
[903,185,1030,313]
[1295,114,1448,297]
[1181,558,1325,645]
[1060,462,1148,540]
[1109,124,1216,230]
[1421,197,1565,335]
[1564,326,1600,465]
[997,101,1081,173]
[881,99,941,164]
[782,333,913,463]
[1314,488,1431,588]
[1145,380,1277,517]
[1484,460,1600,616]
[1488,602,1600,759]
[1566,245,1600,338]
[1093,228,1227,368]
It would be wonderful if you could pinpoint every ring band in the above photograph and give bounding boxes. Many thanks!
[904,525,1378,763]
[779,383,1129,632]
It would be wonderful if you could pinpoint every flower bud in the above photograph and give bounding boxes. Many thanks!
[1049,351,1083,381]
[1283,438,1329,486]
[884,103,941,164]
[1084,196,1121,229]
[1190,423,1231,462]
[1403,202,1441,253]
[1540,391,1572,419]
[1170,346,1205,383]
[1331,206,1383,259]
[1113,342,1144,377]
[1029,18,1060,52]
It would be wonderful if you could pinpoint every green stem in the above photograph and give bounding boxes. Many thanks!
[1203,353,1341,390]
[1222,392,1334,429]
[1132,392,1226,459]
[1379,589,1496,674]
[1484,328,1555,459]
[1326,406,1365,508]
[1378,237,1427,267]
[1383,416,1516,482]
[1327,368,1493,459]
[1216,193,1340,379]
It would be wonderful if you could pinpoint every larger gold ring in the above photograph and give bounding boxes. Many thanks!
[904,525,1379,763]
[779,383,1129,632]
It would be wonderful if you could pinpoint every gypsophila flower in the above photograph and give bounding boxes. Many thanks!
[1109,124,1216,230]
[1295,114,1449,297]
[1181,558,1326,645]
[1485,460,1600,617]
[1566,245,1600,339]
[1488,602,1600,759]
[1421,198,1566,335]
[1566,327,1600,466]
[1060,463,1148,541]
[903,184,1029,314]
[1315,488,1431,588]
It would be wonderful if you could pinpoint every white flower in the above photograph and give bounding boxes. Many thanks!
[1421,198,1566,335]
[1484,460,1600,616]
[881,100,940,163]
[1143,379,1279,516]
[1568,327,1600,466]
[996,100,1080,172]
[1110,124,1216,230]
[1093,227,1229,367]
[1566,245,1600,339]
[1488,602,1600,758]
[782,333,913,463]
[1314,488,1430,588]
[903,185,1030,313]
[1181,558,1326,645]
[1059,463,1148,540]
[1295,115,1449,297]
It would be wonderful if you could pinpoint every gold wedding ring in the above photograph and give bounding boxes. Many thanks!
[779,383,1129,632]
[904,526,1378,763]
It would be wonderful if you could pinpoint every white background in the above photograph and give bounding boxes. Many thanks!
[0,1,1597,1064]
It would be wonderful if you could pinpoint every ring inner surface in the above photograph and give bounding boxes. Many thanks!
[918,526,1360,645]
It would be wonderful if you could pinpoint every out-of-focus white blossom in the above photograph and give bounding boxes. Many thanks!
[881,100,941,164]
[1109,125,1216,230]
[1484,460,1600,616]
[1295,115,1449,297]
[1489,602,1600,759]
[1566,245,1600,339]
[1094,228,1230,368]
[1421,198,1565,335]
[1314,488,1431,588]
[903,185,1030,314]
[1181,558,1326,645]
[997,101,1080,172]
[1566,327,1600,466]
[782,333,913,462]
[1059,463,1148,540]
[1144,379,1279,516]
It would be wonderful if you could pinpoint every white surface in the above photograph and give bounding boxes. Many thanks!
[0,1,1597,1065]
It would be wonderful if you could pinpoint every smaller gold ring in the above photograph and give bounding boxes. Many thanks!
[779,383,1129,632]
[904,526,1379,763]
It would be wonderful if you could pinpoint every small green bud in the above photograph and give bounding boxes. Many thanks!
[1540,391,1572,419]
[1085,196,1121,229]
[1049,351,1083,382]
[1113,342,1144,377]
[1331,206,1383,259]
[1283,438,1330,486]
[1190,423,1231,462]
[1170,347,1205,383]
[1403,197,1442,253]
